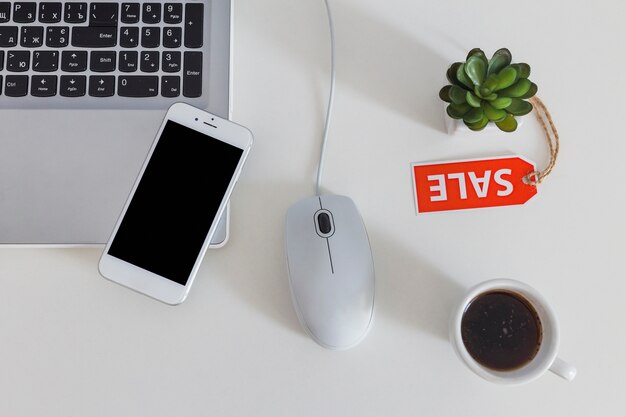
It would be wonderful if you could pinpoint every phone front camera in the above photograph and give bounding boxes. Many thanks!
[195,118,198,121]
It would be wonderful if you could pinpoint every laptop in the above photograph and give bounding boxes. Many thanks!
[0,0,233,246]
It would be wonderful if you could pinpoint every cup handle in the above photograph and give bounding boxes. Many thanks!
[549,357,577,381]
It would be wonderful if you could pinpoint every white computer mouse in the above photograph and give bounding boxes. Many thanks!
[285,195,375,350]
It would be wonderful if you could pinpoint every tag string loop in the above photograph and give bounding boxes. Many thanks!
[523,97,560,185]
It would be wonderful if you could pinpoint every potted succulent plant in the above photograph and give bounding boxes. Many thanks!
[440,48,538,132]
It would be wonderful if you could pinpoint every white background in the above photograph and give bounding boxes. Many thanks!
[1,0,625,415]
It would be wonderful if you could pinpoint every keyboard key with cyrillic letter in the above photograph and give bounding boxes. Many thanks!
[0,26,18,47]
[46,26,69,47]
[13,2,36,23]
[20,26,44,47]
[64,2,86,23]
[0,2,10,23]
[39,2,62,23]
[6,51,30,72]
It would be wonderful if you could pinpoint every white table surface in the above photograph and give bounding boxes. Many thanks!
[2,0,625,415]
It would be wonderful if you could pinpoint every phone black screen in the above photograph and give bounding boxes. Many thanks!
[108,120,244,285]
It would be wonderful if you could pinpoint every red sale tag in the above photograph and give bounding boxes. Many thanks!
[412,156,537,214]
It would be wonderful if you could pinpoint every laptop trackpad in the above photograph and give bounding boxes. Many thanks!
[0,109,228,247]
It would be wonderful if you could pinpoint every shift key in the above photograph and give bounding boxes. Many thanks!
[72,26,117,48]
[183,52,202,98]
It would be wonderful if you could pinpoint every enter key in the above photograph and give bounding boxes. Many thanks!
[183,51,202,98]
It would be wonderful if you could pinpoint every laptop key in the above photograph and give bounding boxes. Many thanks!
[89,3,118,27]
[141,27,159,48]
[5,75,29,97]
[0,26,17,47]
[33,50,58,72]
[60,75,86,97]
[162,51,180,72]
[64,2,86,23]
[119,51,138,72]
[142,3,160,24]
[121,3,139,23]
[163,27,181,48]
[6,50,30,72]
[31,75,57,97]
[0,75,2,95]
[61,50,87,72]
[13,2,36,23]
[140,51,159,72]
[72,26,117,48]
[89,75,115,97]
[184,4,203,48]
[0,2,10,23]
[118,75,158,97]
[0,51,3,71]
[90,51,116,72]
[183,51,202,97]
[164,3,182,24]
[161,76,180,97]
[120,26,138,47]
[46,26,69,47]
[20,26,44,47]
[39,2,62,23]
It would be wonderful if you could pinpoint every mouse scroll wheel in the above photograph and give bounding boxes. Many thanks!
[317,212,332,234]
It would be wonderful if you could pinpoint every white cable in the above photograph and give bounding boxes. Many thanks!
[315,0,336,196]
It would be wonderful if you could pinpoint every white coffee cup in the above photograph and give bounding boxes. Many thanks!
[449,279,576,384]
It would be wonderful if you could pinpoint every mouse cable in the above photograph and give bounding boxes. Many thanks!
[315,0,336,196]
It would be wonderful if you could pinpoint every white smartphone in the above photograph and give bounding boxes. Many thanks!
[99,103,253,305]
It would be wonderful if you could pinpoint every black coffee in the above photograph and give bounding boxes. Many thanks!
[461,291,542,371]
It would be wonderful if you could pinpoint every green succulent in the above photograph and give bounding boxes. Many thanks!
[440,48,538,132]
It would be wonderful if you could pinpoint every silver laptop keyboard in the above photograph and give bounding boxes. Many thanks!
[0,1,209,107]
